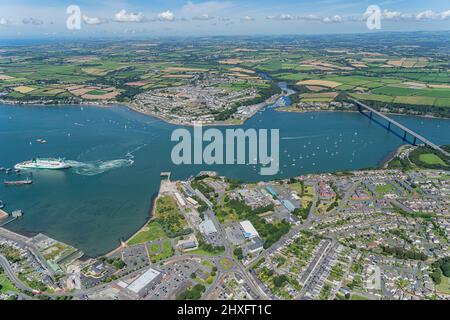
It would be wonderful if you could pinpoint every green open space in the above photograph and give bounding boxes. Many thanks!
[419,153,446,166]
[128,220,166,246]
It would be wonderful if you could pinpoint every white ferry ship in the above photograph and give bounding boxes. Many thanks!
[14,158,71,170]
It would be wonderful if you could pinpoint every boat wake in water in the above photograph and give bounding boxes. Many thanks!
[66,145,146,176]
[66,158,134,176]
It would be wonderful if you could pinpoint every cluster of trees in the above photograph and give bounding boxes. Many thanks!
[409,147,450,170]
[191,179,215,200]
[233,247,244,260]
[176,284,206,300]
[273,274,288,288]
[0,245,22,264]
[392,204,434,220]
[381,246,428,261]
[155,196,192,238]
[224,199,291,249]
[293,202,312,220]
[224,177,243,190]
[197,237,225,255]
[326,201,339,212]
[431,257,450,285]
[104,257,126,270]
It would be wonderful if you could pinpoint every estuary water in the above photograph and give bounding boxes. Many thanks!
[1,103,450,256]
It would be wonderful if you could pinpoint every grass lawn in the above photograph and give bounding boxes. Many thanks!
[289,182,303,195]
[150,243,161,253]
[350,294,369,300]
[127,221,166,246]
[419,153,446,166]
[375,183,395,195]
[150,240,173,263]
[304,185,314,196]
[436,276,450,295]
[202,260,214,268]
[0,273,19,293]
[220,258,234,270]
[188,248,223,257]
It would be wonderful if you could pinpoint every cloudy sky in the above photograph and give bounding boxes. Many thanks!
[1,0,450,38]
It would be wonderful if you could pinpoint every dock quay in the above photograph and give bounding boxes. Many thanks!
[160,172,171,180]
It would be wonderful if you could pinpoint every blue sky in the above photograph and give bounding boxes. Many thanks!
[1,0,450,38]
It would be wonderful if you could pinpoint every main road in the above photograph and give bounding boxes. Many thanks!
[0,254,34,292]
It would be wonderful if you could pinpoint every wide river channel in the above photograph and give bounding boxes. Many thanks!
[1,98,450,256]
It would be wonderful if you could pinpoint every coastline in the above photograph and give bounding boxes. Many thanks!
[276,107,450,121]
[0,91,283,128]
[380,144,409,169]
[106,191,161,258]
[125,92,283,127]
[2,91,450,123]
[1,100,448,259]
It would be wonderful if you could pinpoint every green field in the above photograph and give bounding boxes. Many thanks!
[436,276,450,295]
[220,258,234,270]
[418,153,446,166]
[349,93,394,103]
[0,273,18,294]
[149,240,174,263]
[375,183,395,195]
[350,294,370,300]
[128,221,166,246]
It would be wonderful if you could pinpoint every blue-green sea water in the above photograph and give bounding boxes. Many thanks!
[1,103,449,256]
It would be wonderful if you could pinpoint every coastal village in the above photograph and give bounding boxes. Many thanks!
[1,162,450,300]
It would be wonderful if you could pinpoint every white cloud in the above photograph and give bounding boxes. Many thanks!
[383,10,402,20]
[267,14,295,21]
[416,10,435,20]
[278,14,294,20]
[266,13,346,23]
[241,15,255,22]
[299,14,323,22]
[193,13,214,21]
[158,10,175,21]
[83,15,107,25]
[438,10,450,19]
[0,18,9,26]
[323,15,343,23]
[114,10,145,23]
[22,17,43,25]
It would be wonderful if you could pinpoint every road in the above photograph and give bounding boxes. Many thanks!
[0,227,54,276]
[0,254,34,292]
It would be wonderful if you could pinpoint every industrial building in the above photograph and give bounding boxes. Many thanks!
[240,220,259,239]
[199,217,217,235]
[126,268,162,296]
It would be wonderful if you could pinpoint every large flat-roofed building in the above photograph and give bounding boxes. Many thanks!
[240,220,259,239]
[199,218,217,235]
[127,268,162,296]
[282,199,296,212]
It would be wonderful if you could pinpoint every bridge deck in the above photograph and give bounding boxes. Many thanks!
[350,98,450,157]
